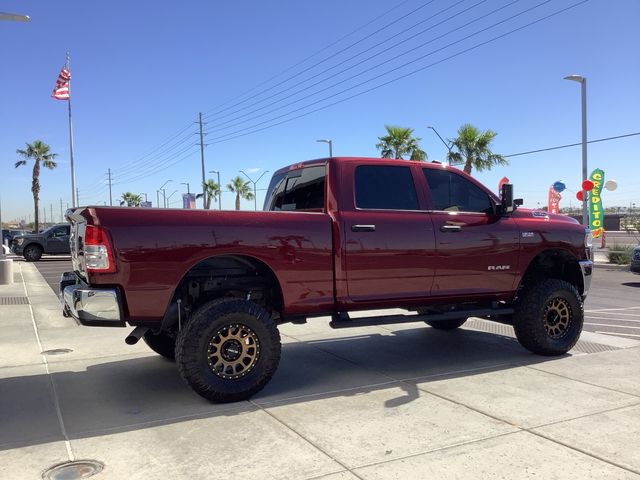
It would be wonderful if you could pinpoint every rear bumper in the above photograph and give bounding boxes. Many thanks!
[59,271,125,327]
[579,260,593,297]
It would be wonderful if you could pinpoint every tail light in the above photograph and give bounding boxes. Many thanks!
[84,225,116,273]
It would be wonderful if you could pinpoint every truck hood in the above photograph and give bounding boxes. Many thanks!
[512,208,581,225]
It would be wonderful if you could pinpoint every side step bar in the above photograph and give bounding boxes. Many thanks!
[329,308,514,329]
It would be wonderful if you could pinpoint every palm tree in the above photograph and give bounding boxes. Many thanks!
[196,179,221,209]
[447,124,508,175]
[376,125,427,161]
[14,140,58,232]
[120,192,142,207]
[227,176,254,210]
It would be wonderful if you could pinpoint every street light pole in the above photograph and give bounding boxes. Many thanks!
[427,126,452,163]
[316,139,333,157]
[240,170,270,211]
[181,182,190,194]
[209,170,222,210]
[158,180,173,209]
[564,75,588,226]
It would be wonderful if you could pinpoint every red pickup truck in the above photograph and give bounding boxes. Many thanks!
[61,157,593,402]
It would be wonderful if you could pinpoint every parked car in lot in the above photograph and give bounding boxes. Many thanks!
[60,157,593,403]
[631,246,640,274]
[12,224,71,261]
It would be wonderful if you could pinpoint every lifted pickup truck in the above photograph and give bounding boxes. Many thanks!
[60,157,593,402]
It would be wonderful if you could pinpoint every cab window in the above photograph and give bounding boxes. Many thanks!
[264,165,325,211]
[423,168,494,214]
[355,165,419,210]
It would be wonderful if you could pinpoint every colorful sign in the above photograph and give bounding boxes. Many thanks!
[547,186,562,214]
[588,169,605,238]
[182,193,196,209]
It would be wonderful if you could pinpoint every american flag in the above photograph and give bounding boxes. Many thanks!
[52,67,71,100]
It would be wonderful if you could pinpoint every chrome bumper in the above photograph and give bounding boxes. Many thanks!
[578,260,593,298]
[60,272,124,327]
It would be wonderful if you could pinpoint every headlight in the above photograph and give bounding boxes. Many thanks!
[16,238,24,245]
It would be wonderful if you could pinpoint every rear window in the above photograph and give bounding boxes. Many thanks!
[264,165,326,211]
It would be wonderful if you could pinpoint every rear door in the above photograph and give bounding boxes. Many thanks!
[423,168,520,296]
[342,164,435,302]
[46,225,71,253]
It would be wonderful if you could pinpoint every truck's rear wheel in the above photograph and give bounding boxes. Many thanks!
[143,330,176,360]
[23,244,43,262]
[513,278,583,356]
[175,298,281,403]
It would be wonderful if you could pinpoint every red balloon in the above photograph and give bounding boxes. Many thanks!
[582,180,594,191]
[576,191,584,201]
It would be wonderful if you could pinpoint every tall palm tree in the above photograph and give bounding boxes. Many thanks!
[376,125,427,161]
[227,176,254,211]
[196,179,221,209]
[14,140,58,232]
[120,192,142,207]
[447,124,507,175]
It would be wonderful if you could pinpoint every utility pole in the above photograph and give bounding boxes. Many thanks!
[76,187,80,207]
[198,112,206,209]
[60,198,64,222]
[50,204,53,225]
[107,168,113,206]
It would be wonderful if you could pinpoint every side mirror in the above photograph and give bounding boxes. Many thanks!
[499,184,522,215]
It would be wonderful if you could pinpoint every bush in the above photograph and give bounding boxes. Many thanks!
[607,244,634,264]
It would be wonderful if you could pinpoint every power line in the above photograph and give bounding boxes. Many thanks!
[204,0,496,130]
[203,0,440,121]
[505,132,640,157]
[204,0,522,135]
[202,0,414,116]
[112,145,200,186]
[205,0,585,144]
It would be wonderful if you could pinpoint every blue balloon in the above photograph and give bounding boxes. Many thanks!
[552,181,566,193]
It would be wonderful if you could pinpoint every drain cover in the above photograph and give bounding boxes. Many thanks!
[42,348,74,356]
[43,460,103,480]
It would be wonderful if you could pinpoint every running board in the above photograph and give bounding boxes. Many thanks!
[329,308,514,329]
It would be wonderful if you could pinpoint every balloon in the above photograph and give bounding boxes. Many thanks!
[605,180,618,191]
[576,191,585,201]
[552,181,566,193]
[582,180,594,191]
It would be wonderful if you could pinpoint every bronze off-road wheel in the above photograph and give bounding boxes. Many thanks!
[175,298,281,403]
[513,278,583,356]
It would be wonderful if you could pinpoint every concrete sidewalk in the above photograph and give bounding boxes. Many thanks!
[1,262,640,479]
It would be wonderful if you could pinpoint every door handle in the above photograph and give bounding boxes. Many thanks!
[440,225,462,232]
[351,224,376,232]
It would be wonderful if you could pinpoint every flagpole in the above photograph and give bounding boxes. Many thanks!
[66,52,77,208]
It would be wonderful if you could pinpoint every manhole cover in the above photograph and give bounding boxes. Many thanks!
[43,460,103,480]
[42,348,74,356]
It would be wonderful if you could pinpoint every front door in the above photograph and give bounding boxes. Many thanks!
[47,225,71,253]
[423,168,520,297]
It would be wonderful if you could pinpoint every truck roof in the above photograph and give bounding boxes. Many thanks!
[273,156,460,176]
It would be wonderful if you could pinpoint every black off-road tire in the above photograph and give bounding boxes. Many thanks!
[175,298,281,403]
[425,318,468,330]
[417,308,467,330]
[513,278,583,356]
[23,244,43,262]
[143,330,176,360]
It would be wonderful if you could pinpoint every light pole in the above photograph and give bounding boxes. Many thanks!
[181,182,190,194]
[166,190,178,208]
[158,180,173,208]
[0,12,30,21]
[209,170,222,210]
[316,139,333,157]
[139,193,147,202]
[427,125,453,163]
[564,74,588,226]
[240,170,270,211]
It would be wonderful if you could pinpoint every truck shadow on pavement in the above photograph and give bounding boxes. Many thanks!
[0,326,556,451]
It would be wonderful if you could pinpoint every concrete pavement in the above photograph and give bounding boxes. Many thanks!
[1,262,640,479]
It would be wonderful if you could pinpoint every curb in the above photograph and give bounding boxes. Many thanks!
[593,263,629,271]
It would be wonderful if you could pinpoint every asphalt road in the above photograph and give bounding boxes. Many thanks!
[20,255,640,341]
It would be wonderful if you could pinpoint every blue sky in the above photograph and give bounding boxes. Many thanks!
[1,0,639,222]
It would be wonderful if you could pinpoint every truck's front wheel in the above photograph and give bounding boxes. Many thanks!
[175,298,281,403]
[513,279,583,356]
